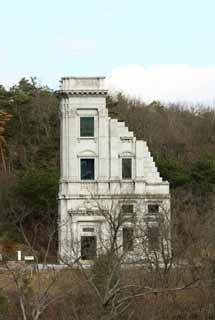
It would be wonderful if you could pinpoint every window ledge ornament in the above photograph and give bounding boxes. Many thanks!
[118,151,135,158]
[77,150,97,158]
[120,136,133,142]
[68,210,102,216]
[78,137,97,142]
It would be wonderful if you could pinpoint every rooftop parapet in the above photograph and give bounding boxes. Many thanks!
[57,76,107,95]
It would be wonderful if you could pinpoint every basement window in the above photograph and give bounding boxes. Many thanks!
[80,117,94,137]
[148,204,159,214]
[145,204,159,223]
[146,204,160,250]
[83,227,95,233]
[123,227,134,252]
[122,204,134,214]
[146,225,160,251]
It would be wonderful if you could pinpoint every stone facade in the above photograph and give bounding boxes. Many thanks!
[57,77,170,262]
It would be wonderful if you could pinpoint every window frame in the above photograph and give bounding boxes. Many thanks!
[145,204,159,222]
[122,227,134,252]
[146,224,160,251]
[148,204,159,214]
[121,204,134,214]
[80,116,95,138]
[145,203,160,251]
[80,158,95,180]
[81,236,97,260]
[122,158,132,180]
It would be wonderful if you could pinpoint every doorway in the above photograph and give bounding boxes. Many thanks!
[81,236,97,260]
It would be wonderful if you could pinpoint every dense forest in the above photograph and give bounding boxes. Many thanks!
[1,78,215,246]
[1,78,215,319]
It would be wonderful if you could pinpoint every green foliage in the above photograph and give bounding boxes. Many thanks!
[190,157,215,193]
[155,154,215,194]
[15,164,59,218]
[0,78,59,226]
[0,225,22,243]
[1,77,215,248]
[2,77,59,170]
[0,289,8,317]
[155,154,190,188]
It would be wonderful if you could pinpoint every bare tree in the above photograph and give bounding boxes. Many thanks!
[59,197,207,320]
[0,111,12,174]
[3,195,215,319]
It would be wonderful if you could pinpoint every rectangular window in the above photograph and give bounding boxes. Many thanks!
[148,204,159,214]
[122,158,132,179]
[122,204,133,214]
[81,236,97,260]
[81,159,95,180]
[146,225,159,251]
[80,117,94,137]
[145,204,159,223]
[123,227,134,252]
[82,227,95,233]
[146,205,160,250]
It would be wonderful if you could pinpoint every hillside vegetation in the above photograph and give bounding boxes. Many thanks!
[1,78,215,319]
[0,78,215,248]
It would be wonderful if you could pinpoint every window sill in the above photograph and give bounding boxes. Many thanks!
[79,136,95,139]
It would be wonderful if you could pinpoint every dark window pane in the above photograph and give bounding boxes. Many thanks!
[81,159,95,180]
[122,204,133,214]
[80,117,94,137]
[81,236,97,260]
[123,227,134,252]
[145,205,159,223]
[148,204,159,213]
[122,158,132,179]
[83,227,95,232]
[147,225,159,251]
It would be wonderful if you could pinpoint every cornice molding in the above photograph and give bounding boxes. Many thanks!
[55,90,108,97]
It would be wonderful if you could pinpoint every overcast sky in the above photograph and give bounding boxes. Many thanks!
[0,0,215,104]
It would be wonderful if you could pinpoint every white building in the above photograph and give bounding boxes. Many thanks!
[57,77,170,262]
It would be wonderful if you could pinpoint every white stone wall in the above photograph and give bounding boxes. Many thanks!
[57,77,170,262]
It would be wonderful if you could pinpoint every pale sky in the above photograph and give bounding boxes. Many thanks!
[0,0,215,104]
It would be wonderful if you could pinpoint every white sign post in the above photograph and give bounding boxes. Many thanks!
[17,250,22,261]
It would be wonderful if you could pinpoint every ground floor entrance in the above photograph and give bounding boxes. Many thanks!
[81,236,97,260]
